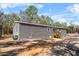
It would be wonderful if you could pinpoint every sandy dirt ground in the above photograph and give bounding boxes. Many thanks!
[0,34,79,56]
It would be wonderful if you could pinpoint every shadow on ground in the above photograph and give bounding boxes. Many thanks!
[0,38,79,56]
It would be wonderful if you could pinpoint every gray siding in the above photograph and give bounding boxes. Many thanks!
[19,23,51,41]
[60,29,66,37]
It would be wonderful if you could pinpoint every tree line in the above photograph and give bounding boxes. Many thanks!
[1,5,79,35]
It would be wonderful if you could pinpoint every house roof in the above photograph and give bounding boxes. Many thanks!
[14,21,66,30]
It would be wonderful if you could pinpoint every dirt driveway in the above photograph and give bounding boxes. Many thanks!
[0,34,79,56]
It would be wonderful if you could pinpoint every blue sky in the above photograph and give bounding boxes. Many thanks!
[0,3,79,25]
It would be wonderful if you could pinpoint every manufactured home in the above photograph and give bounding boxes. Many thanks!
[13,21,66,41]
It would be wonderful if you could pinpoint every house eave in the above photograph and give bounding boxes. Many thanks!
[14,21,66,30]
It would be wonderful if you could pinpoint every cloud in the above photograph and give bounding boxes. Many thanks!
[0,3,44,10]
[51,4,79,24]
[57,18,66,23]
[0,3,44,14]
[67,4,79,15]
[51,15,66,23]
[39,13,49,16]
[74,22,79,25]
[25,3,44,9]
[37,4,44,9]
[0,3,22,9]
